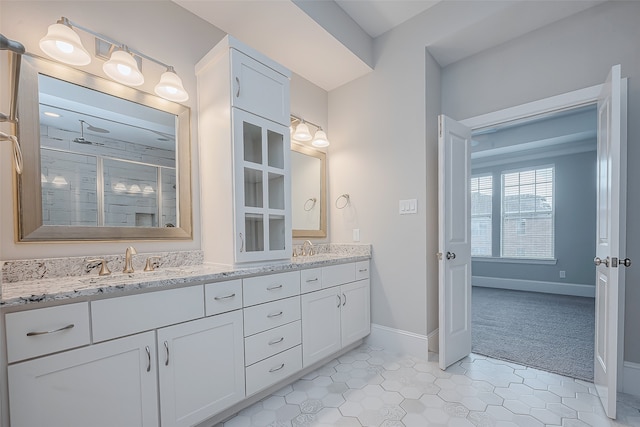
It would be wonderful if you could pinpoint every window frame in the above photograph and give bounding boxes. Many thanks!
[470,173,494,257]
[499,164,555,260]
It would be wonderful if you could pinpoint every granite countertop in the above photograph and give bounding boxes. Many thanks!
[0,247,371,308]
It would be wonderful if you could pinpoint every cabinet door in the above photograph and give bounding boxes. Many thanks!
[301,287,341,367]
[233,109,291,263]
[341,279,371,347]
[231,49,290,125]
[157,311,245,427]
[8,331,158,427]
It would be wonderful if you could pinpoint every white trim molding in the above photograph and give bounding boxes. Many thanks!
[365,324,429,359]
[473,276,595,298]
[623,361,640,397]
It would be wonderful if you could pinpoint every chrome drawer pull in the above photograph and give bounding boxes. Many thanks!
[268,337,285,345]
[26,323,75,337]
[343,293,347,307]
[267,284,283,291]
[214,293,236,301]
[145,346,151,372]
[164,341,170,366]
[358,268,368,273]
[269,363,285,373]
[267,311,283,318]
[337,295,341,308]
[306,278,319,283]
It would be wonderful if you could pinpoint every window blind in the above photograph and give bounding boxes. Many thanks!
[471,175,493,256]
[501,166,554,259]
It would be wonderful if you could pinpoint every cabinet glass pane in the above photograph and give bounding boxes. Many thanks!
[243,121,262,164]
[268,173,285,210]
[245,214,264,252]
[244,168,263,208]
[269,215,286,250]
[267,130,284,169]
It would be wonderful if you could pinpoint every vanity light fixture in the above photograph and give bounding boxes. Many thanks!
[39,17,189,101]
[290,114,330,147]
[103,47,144,86]
[293,121,312,142]
[39,18,90,66]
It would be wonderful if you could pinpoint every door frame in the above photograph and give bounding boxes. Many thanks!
[456,80,626,389]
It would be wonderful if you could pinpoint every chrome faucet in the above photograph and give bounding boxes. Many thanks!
[123,246,137,273]
[301,240,314,256]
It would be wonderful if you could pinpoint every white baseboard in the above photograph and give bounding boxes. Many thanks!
[473,276,595,298]
[623,361,640,397]
[365,323,429,359]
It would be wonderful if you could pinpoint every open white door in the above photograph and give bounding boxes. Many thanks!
[594,64,628,419]
[438,115,472,370]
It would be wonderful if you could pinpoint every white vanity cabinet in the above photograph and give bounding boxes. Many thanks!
[197,35,292,266]
[8,331,159,427]
[301,262,371,367]
[157,311,245,427]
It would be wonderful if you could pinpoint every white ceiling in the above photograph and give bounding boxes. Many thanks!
[175,0,605,92]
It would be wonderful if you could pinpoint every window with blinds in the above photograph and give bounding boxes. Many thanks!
[471,175,493,256]
[501,166,554,259]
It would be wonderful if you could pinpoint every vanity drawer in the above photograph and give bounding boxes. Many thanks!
[244,320,301,366]
[300,268,322,294]
[355,261,370,281]
[6,302,91,363]
[244,296,300,337]
[245,345,302,396]
[92,286,204,343]
[243,271,300,307]
[322,263,355,288]
[205,279,243,316]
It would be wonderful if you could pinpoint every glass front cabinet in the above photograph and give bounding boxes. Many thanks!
[196,35,292,265]
[234,110,291,262]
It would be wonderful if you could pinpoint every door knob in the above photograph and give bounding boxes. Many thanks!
[446,251,456,260]
[594,256,610,267]
[620,258,632,267]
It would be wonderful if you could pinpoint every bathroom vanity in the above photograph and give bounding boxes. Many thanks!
[0,248,371,427]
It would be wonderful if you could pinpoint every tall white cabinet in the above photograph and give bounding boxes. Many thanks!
[196,35,292,265]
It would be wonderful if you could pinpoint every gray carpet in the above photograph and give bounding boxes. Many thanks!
[472,286,595,381]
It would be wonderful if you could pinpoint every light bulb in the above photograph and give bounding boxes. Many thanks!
[293,122,312,141]
[312,129,330,148]
[39,19,91,66]
[154,68,189,102]
[103,49,144,86]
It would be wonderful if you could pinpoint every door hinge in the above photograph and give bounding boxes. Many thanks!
[436,252,443,261]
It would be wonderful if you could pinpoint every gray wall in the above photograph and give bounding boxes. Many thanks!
[472,150,597,286]
[441,1,640,362]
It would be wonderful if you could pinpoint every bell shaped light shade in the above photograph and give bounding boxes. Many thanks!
[39,20,91,66]
[103,49,144,86]
[293,122,312,141]
[312,129,330,148]
[154,68,189,102]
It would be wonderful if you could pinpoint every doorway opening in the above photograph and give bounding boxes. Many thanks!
[468,104,597,381]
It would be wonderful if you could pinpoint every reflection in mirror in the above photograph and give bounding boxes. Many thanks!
[291,144,326,238]
[17,55,192,241]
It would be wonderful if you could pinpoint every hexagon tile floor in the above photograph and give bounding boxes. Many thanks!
[220,344,640,427]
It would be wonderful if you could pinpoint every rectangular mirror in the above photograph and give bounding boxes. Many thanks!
[16,55,192,241]
[291,144,326,238]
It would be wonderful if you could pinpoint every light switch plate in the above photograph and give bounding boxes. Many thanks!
[353,229,360,242]
[399,199,418,215]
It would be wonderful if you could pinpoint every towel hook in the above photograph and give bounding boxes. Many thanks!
[304,197,317,211]
[335,194,350,209]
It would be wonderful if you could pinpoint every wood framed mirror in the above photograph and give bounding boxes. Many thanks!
[15,54,192,241]
[291,143,326,238]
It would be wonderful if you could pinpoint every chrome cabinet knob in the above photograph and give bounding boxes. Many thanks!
[594,256,610,267]
[621,258,632,267]
[446,251,456,260]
